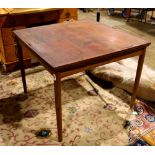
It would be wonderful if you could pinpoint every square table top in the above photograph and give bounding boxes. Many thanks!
[13,20,150,72]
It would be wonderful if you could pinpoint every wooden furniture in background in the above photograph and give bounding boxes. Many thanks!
[13,20,150,142]
[0,8,78,72]
[126,8,155,23]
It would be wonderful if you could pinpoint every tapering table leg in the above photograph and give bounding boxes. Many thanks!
[17,41,27,94]
[130,49,146,108]
[54,73,62,142]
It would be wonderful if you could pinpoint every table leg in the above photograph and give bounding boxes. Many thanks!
[130,50,146,108]
[17,41,27,94]
[126,8,131,22]
[54,73,62,142]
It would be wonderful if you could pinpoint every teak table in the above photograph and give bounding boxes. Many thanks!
[13,20,151,142]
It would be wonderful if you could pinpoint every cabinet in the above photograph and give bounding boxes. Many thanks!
[0,8,78,72]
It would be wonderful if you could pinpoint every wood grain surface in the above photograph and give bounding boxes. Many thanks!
[13,20,150,72]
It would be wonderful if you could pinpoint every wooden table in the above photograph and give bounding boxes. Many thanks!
[13,20,151,142]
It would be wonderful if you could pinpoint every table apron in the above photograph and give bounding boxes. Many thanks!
[16,39,145,79]
[60,49,144,78]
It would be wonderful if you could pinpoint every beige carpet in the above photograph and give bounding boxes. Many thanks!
[0,66,133,145]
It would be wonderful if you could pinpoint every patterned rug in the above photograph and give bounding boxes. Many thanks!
[0,66,155,145]
[129,101,155,146]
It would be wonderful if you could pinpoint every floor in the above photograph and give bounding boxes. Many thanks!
[0,67,130,145]
[1,64,155,145]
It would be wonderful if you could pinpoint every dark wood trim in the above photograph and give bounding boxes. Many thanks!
[130,49,146,108]
[54,73,62,142]
[16,40,27,94]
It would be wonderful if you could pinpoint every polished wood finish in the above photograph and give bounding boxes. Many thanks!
[0,8,61,16]
[61,50,143,78]
[58,8,78,22]
[24,11,58,26]
[130,49,146,108]
[54,73,62,142]
[14,21,150,72]
[13,20,150,142]
[1,26,25,45]
[0,28,4,61]
[16,41,27,94]
[3,44,30,62]
[0,8,78,72]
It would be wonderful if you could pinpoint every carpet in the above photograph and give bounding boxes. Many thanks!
[0,66,155,145]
